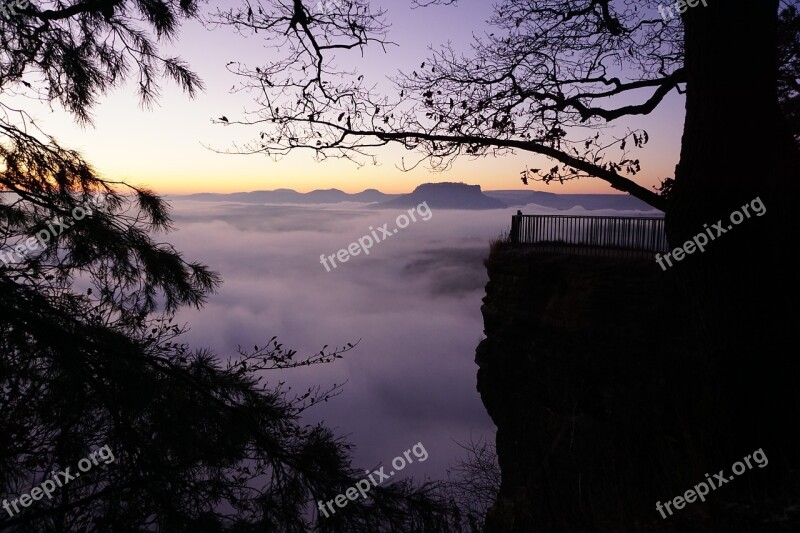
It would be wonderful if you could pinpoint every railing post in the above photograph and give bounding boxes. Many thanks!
[511,210,521,246]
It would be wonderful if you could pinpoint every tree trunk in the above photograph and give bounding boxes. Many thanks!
[668,0,800,497]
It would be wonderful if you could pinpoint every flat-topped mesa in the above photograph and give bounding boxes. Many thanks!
[381,182,507,210]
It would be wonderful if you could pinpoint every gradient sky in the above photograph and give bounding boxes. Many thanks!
[12,0,685,195]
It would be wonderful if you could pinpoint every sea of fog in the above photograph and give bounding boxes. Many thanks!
[164,199,658,482]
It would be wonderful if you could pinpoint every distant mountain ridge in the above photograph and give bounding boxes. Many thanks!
[173,183,661,212]
[177,188,400,205]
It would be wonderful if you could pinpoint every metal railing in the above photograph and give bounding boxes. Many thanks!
[510,213,668,255]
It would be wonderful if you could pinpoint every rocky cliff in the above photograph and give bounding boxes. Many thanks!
[475,244,795,532]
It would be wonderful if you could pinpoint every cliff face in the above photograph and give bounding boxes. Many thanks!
[476,243,800,532]
[474,245,738,532]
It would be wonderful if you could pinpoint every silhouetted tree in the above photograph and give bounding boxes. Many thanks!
[779,4,800,144]
[442,438,500,533]
[213,0,684,208]
[1,2,460,530]
[212,0,796,211]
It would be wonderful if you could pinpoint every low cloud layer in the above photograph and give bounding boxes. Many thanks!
[164,199,654,480]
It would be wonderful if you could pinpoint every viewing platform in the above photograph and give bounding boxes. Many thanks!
[510,212,668,256]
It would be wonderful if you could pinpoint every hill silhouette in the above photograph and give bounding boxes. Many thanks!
[380,183,507,210]
[178,188,400,204]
